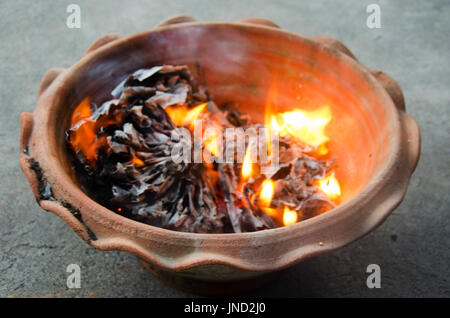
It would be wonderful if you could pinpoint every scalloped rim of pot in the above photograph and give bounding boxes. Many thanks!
[20,20,420,274]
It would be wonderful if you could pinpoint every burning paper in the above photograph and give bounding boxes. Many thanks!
[68,64,340,233]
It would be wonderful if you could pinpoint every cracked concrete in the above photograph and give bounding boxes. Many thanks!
[0,0,449,297]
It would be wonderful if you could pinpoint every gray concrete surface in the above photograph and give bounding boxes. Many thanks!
[0,0,449,297]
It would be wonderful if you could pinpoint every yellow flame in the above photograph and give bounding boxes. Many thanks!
[270,106,332,154]
[262,207,278,218]
[203,129,220,157]
[166,102,207,128]
[241,146,254,180]
[283,206,298,226]
[318,172,341,200]
[260,179,275,207]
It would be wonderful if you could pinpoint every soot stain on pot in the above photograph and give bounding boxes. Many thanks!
[28,157,56,202]
[28,157,97,241]
[61,201,98,241]
[61,201,82,219]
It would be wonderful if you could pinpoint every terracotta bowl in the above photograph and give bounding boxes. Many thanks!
[19,16,420,295]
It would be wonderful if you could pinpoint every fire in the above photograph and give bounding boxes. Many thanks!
[259,179,274,207]
[256,179,278,218]
[259,102,339,223]
[166,102,224,160]
[241,97,339,224]
[167,102,221,159]
[269,106,332,155]
[70,97,142,167]
[70,89,340,228]
[283,206,298,226]
[69,97,101,164]
[130,157,144,166]
[166,102,207,128]
[318,172,341,200]
[241,146,254,180]
[203,128,220,157]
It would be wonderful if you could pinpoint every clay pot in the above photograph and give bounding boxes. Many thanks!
[19,16,420,295]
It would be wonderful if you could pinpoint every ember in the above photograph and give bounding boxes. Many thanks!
[67,64,341,233]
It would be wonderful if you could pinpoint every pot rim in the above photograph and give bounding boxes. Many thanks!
[21,20,420,272]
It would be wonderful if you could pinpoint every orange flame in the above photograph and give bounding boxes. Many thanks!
[282,206,298,226]
[130,157,144,166]
[166,102,207,128]
[69,97,100,163]
[318,172,341,200]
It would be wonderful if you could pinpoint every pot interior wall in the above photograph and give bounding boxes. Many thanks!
[55,24,395,206]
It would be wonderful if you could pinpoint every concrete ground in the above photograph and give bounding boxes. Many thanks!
[0,0,448,297]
